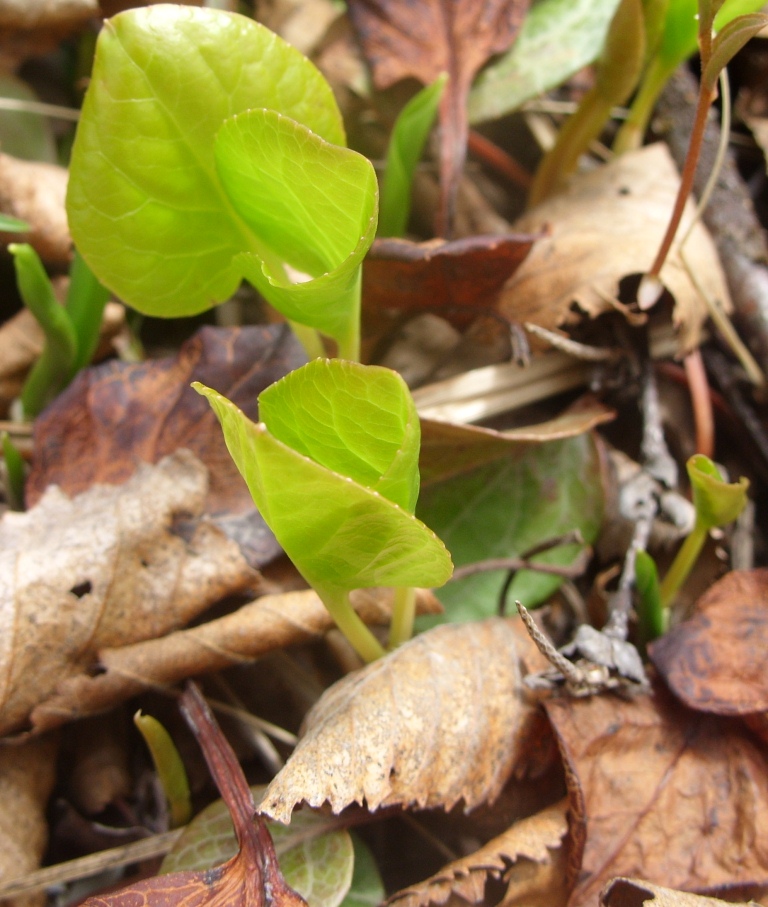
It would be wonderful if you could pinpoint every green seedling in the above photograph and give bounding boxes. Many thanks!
[614,0,766,153]
[134,710,192,829]
[66,5,377,361]
[529,0,767,206]
[9,243,109,419]
[378,74,447,238]
[1,432,25,511]
[195,358,453,663]
[0,214,30,232]
[658,454,749,608]
[635,457,748,640]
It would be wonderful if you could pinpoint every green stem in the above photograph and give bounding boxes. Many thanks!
[388,587,416,649]
[658,523,708,608]
[320,588,386,663]
[613,58,672,155]
[288,321,325,360]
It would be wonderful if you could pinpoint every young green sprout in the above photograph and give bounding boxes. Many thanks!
[195,359,453,663]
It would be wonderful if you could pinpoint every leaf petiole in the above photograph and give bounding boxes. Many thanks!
[388,587,417,649]
[319,587,386,663]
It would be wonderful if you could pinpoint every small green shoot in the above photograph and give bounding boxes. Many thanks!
[634,548,665,643]
[134,710,192,829]
[658,455,749,609]
[195,359,453,663]
[0,213,30,232]
[9,243,109,419]
[1,432,25,512]
[378,74,447,238]
[66,6,377,361]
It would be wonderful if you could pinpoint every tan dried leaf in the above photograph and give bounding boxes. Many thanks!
[545,683,768,906]
[0,451,256,736]
[499,143,729,353]
[0,154,70,265]
[389,800,569,907]
[32,587,442,730]
[600,877,762,907]
[260,618,539,823]
[0,733,58,907]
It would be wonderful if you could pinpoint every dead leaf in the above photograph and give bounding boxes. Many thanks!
[0,732,59,907]
[27,324,307,516]
[600,877,763,907]
[419,397,615,485]
[0,154,70,265]
[0,303,125,419]
[649,569,768,716]
[498,143,729,354]
[67,713,131,815]
[544,682,768,907]
[362,234,538,344]
[259,617,540,823]
[30,587,442,732]
[388,799,570,907]
[82,682,306,907]
[347,0,530,234]
[0,450,256,737]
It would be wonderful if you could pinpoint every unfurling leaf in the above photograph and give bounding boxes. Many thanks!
[195,359,453,600]
[82,683,307,907]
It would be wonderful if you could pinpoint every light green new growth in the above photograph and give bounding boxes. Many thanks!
[66,5,376,359]
[195,359,453,662]
[134,710,192,829]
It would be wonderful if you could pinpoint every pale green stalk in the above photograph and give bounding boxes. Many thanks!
[388,587,417,649]
[658,523,708,608]
[320,588,386,663]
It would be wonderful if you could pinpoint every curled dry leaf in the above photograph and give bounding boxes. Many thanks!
[27,324,307,518]
[649,568,768,716]
[32,587,442,730]
[362,234,538,344]
[499,143,728,354]
[545,682,768,907]
[0,154,70,265]
[0,451,256,736]
[260,617,540,823]
[0,733,59,907]
[388,799,570,907]
[600,877,761,907]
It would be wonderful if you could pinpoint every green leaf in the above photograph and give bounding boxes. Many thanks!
[258,359,420,512]
[66,251,111,375]
[703,11,768,91]
[195,365,452,597]
[340,836,385,907]
[161,793,354,907]
[468,0,622,123]
[635,549,665,643]
[0,213,30,233]
[67,6,345,320]
[134,710,192,829]
[215,109,378,356]
[10,243,78,419]
[379,74,447,238]
[416,435,603,624]
[687,454,749,530]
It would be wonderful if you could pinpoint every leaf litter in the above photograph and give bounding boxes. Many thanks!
[3,2,768,907]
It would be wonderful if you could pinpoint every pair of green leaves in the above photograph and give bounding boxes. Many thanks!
[196,358,452,634]
[66,5,377,359]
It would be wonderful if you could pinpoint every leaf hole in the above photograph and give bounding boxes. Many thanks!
[69,581,92,598]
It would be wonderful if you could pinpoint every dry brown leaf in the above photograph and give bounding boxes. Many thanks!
[0,450,256,737]
[419,398,615,485]
[259,617,540,822]
[499,143,728,353]
[600,877,762,907]
[545,683,768,907]
[27,324,306,517]
[31,587,442,731]
[0,732,59,907]
[0,154,70,265]
[389,800,569,907]
[649,569,768,716]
